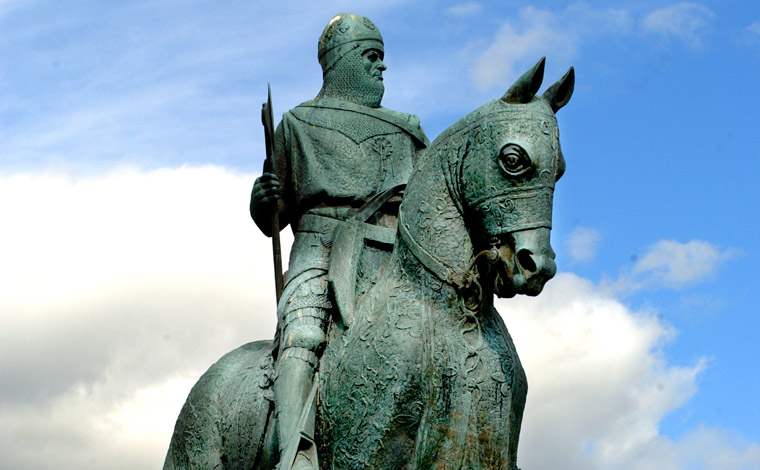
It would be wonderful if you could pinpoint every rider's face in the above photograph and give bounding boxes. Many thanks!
[362,48,386,83]
[322,43,386,107]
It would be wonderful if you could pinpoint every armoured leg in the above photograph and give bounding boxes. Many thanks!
[275,348,320,470]
[275,275,331,470]
[275,329,322,454]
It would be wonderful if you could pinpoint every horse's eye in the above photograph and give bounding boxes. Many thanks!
[498,144,531,176]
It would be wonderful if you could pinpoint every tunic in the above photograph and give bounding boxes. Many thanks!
[272,98,428,289]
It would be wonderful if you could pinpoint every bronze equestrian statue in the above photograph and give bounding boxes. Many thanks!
[164,12,574,470]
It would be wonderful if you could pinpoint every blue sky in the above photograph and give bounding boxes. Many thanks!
[2,1,759,468]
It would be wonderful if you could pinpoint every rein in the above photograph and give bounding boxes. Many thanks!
[398,211,503,295]
[398,211,468,289]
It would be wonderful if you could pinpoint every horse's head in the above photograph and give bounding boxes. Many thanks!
[451,58,574,298]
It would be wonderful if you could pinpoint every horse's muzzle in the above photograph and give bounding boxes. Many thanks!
[493,228,556,298]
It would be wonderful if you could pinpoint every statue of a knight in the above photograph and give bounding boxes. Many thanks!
[249,13,428,470]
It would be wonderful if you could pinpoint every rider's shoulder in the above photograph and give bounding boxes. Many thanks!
[377,107,422,129]
[377,107,428,147]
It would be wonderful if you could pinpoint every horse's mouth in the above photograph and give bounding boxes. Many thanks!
[489,238,556,298]
[493,260,518,298]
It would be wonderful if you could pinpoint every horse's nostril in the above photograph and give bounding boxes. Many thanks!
[517,249,536,273]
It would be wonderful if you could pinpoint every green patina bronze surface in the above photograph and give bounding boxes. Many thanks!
[164,13,574,470]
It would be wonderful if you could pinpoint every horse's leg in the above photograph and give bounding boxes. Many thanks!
[484,307,528,469]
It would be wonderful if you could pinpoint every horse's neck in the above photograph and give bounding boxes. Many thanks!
[398,152,473,289]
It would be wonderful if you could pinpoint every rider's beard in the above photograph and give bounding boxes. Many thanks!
[319,51,384,108]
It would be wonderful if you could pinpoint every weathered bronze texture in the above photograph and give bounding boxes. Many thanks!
[164,13,574,470]
[261,84,284,302]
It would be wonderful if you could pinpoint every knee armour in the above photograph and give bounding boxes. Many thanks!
[281,306,328,360]
[280,273,331,350]
[283,321,326,353]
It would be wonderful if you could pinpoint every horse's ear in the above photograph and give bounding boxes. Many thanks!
[543,66,575,113]
[502,57,545,104]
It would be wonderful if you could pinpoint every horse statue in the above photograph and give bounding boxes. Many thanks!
[164,57,574,470]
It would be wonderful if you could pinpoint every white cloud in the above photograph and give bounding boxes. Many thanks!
[0,166,285,468]
[0,0,333,170]
[470,2,719,92]
[0,0,31,20]
[502,274,698,469]
[0,167,755,469]
[600,239,735,295]
[641,3,715,48]
[632,239,732,286]
[672,426,760,469]
[743,20,760,50]
[472,7,576,91]
[471,4,631,91]
[1,375,198,469]
[501,273,759,470]
[567,226,601,263]
[444,2,483,17]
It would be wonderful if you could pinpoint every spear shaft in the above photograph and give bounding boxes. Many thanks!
[261,84,283,303]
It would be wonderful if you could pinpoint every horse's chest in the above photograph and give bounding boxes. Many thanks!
[415,305,527,467]
[319,294,427,467]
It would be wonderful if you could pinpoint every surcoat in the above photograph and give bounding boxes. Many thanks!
[272,98,428,289]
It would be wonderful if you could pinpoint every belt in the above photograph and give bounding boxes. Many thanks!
[297,212,343,234]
